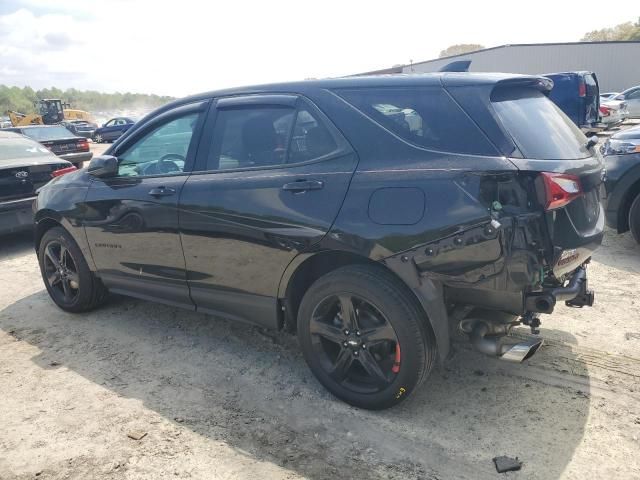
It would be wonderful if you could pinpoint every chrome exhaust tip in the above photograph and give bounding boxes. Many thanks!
[468,321,543,363]
[500,338,543,363]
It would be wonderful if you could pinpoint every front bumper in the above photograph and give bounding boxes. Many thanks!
[0,197,36,235]
[58,151,93,168]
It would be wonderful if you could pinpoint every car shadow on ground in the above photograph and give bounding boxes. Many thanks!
[0,230,33,260]
[0,286,590,479]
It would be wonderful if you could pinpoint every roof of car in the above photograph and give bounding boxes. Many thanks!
[146,72,548,121]
[0,130,23,139]
[10,125,66,129]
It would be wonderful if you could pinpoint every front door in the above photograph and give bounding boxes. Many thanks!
[83,105,205,308]
[179,95,358,327]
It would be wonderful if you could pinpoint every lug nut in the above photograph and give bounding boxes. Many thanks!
[343,341,348,347]
[353,351,359,356]
[344,329,350,335]
[355,330,360,336]
[361,344,366,349]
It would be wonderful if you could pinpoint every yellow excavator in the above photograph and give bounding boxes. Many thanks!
[7,99,93,127]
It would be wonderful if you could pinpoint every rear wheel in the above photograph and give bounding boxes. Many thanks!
[297,265,435,409]
[38,226,108,312]
[629,193,640,244]
[94,133,103,143]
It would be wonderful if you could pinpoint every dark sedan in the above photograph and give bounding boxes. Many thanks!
[92,117,135,143]
[0,131,75,235]
[602,125,640,243]
[61,120,97,139]
[3,125,93,169]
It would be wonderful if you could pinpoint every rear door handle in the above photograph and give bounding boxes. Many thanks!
[282,180,324,192]
[148,186,176,197]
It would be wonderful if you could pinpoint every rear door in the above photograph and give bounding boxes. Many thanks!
[583,73,600,126]
[179,94,358,327]
[83,102,207,308]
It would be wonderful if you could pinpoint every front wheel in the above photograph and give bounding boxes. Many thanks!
[629,194,640,244]
[38,226,108,312]
[297,265,436,409]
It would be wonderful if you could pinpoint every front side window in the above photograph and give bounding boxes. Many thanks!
[626,88,640,100]
[117,112,199,177]
[335,87,498,155]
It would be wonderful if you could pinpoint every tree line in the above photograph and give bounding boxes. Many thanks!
[0,85,174,116]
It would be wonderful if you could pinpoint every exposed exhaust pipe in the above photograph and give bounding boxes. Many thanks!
[469,322,543,363]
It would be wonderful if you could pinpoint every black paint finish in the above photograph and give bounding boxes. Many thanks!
[34,73,605,362]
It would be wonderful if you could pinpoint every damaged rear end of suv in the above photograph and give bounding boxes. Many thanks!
[311,73,604,407]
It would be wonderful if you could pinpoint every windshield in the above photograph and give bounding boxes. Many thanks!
[0,137,53,161]
[22,126,75,141]
[492,87,589,160]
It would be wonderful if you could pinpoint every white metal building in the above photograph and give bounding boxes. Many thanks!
[363,42,640,93]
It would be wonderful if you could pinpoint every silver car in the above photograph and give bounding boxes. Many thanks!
[612,86,640,118]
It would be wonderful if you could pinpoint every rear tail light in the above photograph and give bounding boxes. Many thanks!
[578,82,586,97]
[51,166,77,178]
[77,139,89,151]
[540,172,582,210]
[599,105,611,116]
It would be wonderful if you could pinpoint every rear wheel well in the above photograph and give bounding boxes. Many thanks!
[619,180,640,233]
[34,218,62,251]
[282,251,433,339]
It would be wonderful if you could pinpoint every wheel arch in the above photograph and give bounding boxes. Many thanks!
[618,178,640,234]
[34,211,96,271]
[278,250,449,362]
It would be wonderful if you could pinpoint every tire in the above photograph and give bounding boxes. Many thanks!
[629,193,640,244]
[38,226,108,312]
[94,133,102,143]
[297,264,436,409]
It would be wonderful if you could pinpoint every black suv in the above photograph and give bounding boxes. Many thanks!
[34,74,604,409]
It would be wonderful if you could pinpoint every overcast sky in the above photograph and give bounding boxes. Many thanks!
[0,0,637,97]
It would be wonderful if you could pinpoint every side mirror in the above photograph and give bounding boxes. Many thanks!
[88,155,118,178]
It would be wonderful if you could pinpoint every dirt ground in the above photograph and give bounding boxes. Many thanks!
[0,226,639,480]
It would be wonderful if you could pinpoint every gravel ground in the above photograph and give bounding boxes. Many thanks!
[0,228,639,480]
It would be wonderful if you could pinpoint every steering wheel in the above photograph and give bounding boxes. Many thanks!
[157,153,185,173]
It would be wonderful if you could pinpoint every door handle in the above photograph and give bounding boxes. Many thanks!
[148,186,176,197]
[282,180,324,192]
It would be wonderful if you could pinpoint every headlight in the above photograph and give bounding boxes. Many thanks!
[603,138,640,155]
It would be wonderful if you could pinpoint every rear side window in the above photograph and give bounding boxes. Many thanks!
[336,87,498,155]
[207,99,342,171]
[492,87,589,160]
[208,106,295,170]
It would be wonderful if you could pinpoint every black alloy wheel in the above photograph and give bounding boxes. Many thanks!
[43,240,80,305]
[309,293,400,394]
[38,226,108,312]
[298,265,435,409]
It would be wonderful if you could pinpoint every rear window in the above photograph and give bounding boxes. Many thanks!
[22,126,75,141]
[0,137,52,161]
[492,87,589,160]
[336,87,498,156]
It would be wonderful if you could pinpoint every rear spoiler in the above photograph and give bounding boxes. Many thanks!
[494,76,554,93]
